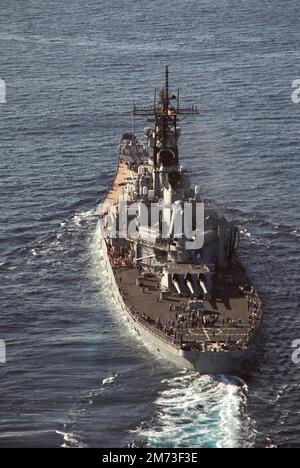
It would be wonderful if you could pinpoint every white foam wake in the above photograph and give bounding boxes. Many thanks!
[133,372,249,448]
[89,223,252,448]
[56,430,87,449]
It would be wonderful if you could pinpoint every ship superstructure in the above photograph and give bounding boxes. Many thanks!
[99,67,262,373]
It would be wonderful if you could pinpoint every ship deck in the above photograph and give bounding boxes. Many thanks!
[102,158,261,349]
[114,265,260,346]
[101,162,135,212]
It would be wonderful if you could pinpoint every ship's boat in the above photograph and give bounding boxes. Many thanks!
[99,67,262,374]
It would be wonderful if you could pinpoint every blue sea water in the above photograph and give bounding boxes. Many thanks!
[0,0,300,448]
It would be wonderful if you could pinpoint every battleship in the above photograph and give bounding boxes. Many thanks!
[99,67,262,374]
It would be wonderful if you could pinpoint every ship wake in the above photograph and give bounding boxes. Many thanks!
[132,371,253,448]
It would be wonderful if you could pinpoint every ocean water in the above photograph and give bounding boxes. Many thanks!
[0,0,300,448]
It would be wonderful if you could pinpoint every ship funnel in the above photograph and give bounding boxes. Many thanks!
[157,149,176,167]
[172,273,182,295]
[185,273,195,296]
[198,273,208,295]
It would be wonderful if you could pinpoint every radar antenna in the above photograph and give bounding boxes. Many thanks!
[132,66,198,168]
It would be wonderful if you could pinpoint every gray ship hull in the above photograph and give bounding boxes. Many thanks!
[100,229,256,374]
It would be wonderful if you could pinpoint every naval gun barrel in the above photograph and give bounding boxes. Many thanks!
[200,280,208,295]
[172,274,182,295]
[198,274,208,295]
[187,281,194,296]
[185,273,195,296]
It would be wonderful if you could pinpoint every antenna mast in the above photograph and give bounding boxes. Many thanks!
[132,67,198,168]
